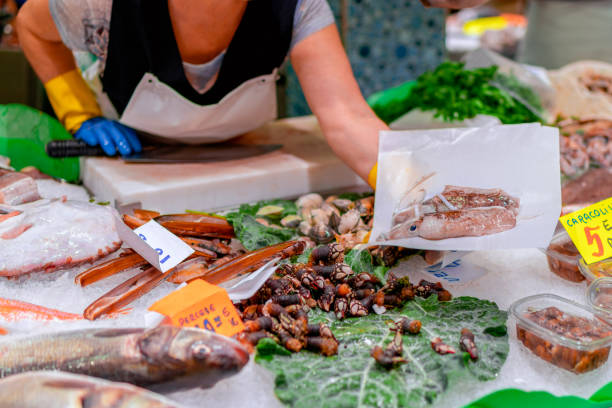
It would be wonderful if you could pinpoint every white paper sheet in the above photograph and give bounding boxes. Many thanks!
[370,124,562,250]
[114,217,194,272]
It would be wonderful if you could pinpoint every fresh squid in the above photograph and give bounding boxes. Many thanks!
[388,182,520,241]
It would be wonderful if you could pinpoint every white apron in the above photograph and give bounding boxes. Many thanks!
[116,69,279,144]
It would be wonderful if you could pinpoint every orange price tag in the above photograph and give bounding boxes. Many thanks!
[559,197,612,264]
[149,279,244,337]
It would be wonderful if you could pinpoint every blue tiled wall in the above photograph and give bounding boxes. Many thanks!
[283,0,445,117]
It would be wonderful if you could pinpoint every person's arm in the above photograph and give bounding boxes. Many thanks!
[15,0,75,82]
[16,0,141,155]
[290,25,386,185]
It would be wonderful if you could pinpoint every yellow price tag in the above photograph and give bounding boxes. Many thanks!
[559,197,612,264]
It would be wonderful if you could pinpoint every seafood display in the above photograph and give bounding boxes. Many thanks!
[76,211,241,320]
[294,193,373,247]
[387,184,520,241]
[0,199,121,276]
[233,242,452,354]
[78,210,305,319]
[558,118,612,177]
[0,371,182,408]
[0,326,249,388]
[511,295,612,374]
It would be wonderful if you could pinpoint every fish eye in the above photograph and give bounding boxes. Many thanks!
[191,341,211,360]
[409,225,417,231]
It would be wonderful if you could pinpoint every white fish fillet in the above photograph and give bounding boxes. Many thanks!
[0,199,121,276]
[0,172,40,205]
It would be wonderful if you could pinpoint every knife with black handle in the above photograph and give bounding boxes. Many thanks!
[46,139,283,162]
[46,140,104,157]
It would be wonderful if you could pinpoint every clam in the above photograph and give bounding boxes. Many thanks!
[332,198,354,212]
[296,193,323,211]
[320,202,340,217]
[299,221,312,236]
[308,223,335,244]
[356,196,374,217]
[256,205,284,218]
[311,208,330,226]
[338,209,361,234]
[329,212,341,231]
[281,215,302,228]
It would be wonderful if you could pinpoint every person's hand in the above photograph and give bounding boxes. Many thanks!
[420,0,489,9]
[74,117,142,156]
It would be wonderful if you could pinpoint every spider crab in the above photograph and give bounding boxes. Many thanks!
[76,209,306,320]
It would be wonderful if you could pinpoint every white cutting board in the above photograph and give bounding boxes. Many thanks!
[81,116,366,212]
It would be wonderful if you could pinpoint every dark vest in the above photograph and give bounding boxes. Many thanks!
[101,0,298,115]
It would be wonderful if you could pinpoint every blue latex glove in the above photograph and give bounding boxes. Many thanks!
[74,117,142,156]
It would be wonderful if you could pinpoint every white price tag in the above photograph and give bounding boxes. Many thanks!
[421,259,487,285]
[114,215,194,272]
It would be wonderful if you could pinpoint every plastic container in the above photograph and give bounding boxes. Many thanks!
[587,278,612,325]
[510,294,612,374]
[545,231,583,282]
[578,257,612,284]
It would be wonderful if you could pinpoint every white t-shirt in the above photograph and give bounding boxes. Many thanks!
[49,0,335,93]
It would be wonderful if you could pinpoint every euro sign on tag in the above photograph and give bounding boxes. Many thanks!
[559,197,612,264]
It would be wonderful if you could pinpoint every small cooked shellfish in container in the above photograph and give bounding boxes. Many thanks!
[510,294,612,374]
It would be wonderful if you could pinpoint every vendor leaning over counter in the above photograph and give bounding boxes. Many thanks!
[16,0,488,188]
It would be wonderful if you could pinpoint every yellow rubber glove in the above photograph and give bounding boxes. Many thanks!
[368,163,378,190]
[43,69,102,134]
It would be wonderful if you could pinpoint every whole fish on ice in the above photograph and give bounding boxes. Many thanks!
[0,371,183,408]
[0,199,121,276]
[0,326,250,389]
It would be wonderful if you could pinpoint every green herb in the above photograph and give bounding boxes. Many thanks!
[493,72,545,117]
[225,199,299,251]
[344,249,389,284]
[256,296,508,408]
[228,214,298,251]
[373,62,542,125]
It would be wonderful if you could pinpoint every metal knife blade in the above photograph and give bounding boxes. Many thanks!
[122,143,282,163]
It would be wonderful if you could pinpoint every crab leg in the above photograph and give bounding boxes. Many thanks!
[174,240,306,285]
[74,251,148,287]
[83,266,173,320]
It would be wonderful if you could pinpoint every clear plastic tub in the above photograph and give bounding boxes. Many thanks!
[510,294,612,374]
[587,278,612,325]
[545,232,583,282]
[578,257,612,284]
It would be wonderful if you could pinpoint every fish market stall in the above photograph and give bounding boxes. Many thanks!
[2,54,612,408]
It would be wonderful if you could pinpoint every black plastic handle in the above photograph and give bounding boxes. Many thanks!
[46,140,105,158]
